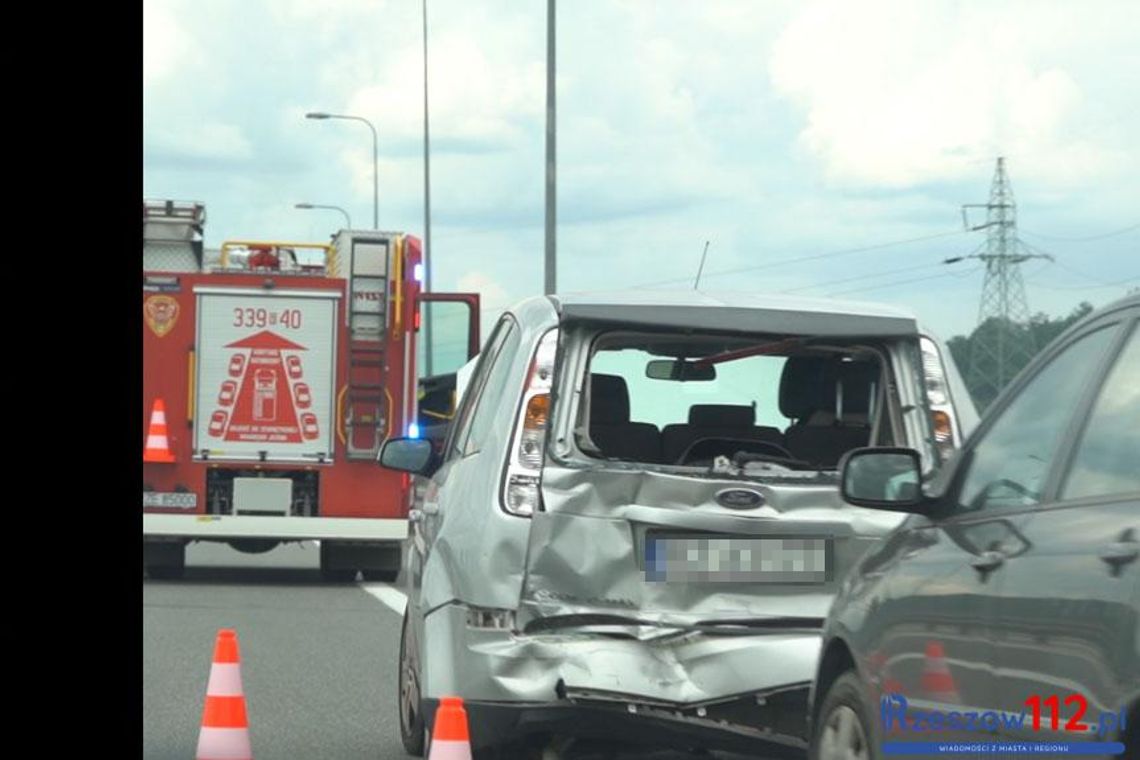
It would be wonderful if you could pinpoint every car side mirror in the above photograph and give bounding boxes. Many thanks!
[379,437,436,475]
[840,447,925,512]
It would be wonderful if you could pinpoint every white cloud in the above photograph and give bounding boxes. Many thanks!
[143,2,193,85]
[769,0,1133,189]
[150,122,253,162]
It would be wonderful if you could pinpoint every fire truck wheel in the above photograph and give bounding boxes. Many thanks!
[320,567,358,583]
[144,541,185,580]
[319,542,358,583]
[146,564,185,581]
[361,568,399,583]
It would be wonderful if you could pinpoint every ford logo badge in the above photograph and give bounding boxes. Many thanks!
[715,488,765,510]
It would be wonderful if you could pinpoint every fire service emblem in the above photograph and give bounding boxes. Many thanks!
[145,295,180,338]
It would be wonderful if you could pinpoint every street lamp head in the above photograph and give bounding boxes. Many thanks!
[305,112,331,120]
[295,203,314,209]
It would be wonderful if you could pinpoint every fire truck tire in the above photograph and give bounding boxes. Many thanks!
[321,568,358,583]
[361,568,399,583]
[144,541,186,580]
[146,564,186,581]
[319,542,359,583]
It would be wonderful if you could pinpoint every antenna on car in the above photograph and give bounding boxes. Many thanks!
[693,240,710,290]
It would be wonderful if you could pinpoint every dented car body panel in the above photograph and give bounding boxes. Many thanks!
[396,291,976,753]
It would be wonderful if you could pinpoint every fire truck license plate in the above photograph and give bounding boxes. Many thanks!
[143,492,198,509]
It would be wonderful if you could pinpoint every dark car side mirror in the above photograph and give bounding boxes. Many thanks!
[840,447,926,512]
[379,437,436,475]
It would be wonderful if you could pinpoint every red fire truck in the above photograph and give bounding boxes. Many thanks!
[142,199,479,580]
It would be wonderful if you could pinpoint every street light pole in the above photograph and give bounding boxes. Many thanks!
[544,0,556,295]
[423,0,434,375]
[295,203,352,230]
[305,111,379,229]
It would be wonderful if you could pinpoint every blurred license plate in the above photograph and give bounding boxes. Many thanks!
[644,535,830,583]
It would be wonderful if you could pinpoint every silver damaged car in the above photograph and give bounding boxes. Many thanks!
[380,291,978,758]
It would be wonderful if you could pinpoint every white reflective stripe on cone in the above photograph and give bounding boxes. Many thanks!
[428,739,472,760]
[196,727,253,760]
[205,663,244,696]
[147,433,171,446]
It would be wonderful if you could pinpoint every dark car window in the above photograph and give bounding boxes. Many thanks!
[461,321,522,457]
[956,324,1117,512]
[1061,323,1140,500]
[446,317,514,462]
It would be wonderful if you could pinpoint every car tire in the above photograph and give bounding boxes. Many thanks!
[399,610,426,757]
[810,670,880,760]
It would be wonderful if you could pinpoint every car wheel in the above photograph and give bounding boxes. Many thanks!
[399,611,426,756]
[811,670,879,760]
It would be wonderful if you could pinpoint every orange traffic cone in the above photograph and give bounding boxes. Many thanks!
[144,398,177,463]
[428,696,472,760]
[920,640,961,704]
[196,629,253,760]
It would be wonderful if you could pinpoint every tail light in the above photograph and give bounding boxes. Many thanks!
[501,329,559,517]
[920,337,960,463]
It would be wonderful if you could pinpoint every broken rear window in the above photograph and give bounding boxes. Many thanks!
[579,332,893,471]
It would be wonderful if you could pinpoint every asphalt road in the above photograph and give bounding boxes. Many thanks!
[143,542,407,759]
[143,543,800,760]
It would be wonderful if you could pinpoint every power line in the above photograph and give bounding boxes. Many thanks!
[1021,222,1140,243]
[633,229,968,288]
[1025,276,1140,292]
[825,267,982,297]
[783,260,946,294]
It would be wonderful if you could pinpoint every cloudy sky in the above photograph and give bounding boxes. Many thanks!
[144,0,1139,348]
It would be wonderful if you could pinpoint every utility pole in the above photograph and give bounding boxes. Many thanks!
[961,157,1052,406]
[543,0,556,295]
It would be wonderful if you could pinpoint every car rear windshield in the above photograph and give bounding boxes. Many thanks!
[578,331,897,471]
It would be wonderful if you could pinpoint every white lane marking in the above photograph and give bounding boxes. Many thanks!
[360,582,407,615]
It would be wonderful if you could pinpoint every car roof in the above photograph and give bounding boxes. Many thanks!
[545,290,921,337]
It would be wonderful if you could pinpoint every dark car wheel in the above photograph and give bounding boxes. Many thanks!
[399,610,426,756]
[811,670,879,760]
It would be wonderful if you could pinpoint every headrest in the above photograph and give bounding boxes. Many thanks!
[837,361,879,415]
[688,404,755,427]
[779,357,836,419]
[590,374,630,424]
[780,356,881,418]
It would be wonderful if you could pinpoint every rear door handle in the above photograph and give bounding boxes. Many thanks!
[1100,540,1139,576]
[970,551,1005,575]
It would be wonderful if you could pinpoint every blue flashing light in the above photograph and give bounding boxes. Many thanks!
[413,263,424,283]
[408,423,420,439]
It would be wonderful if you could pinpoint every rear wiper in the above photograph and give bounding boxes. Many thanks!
[524,613,824,636]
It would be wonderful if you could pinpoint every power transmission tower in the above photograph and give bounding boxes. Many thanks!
[961,157,1052,406]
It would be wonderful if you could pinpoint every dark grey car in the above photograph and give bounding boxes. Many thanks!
[808,293,1140,760]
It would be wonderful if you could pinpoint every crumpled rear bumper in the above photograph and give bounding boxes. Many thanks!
[422,604,820,752]
[422,693,810,756]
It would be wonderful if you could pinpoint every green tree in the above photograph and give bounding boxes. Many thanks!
[948,302,1094,411]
